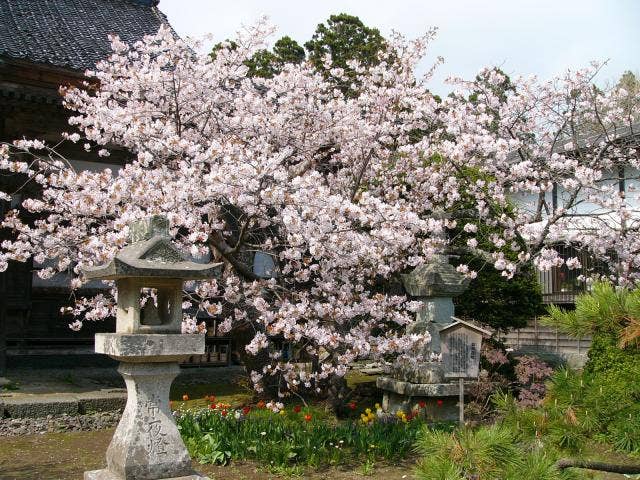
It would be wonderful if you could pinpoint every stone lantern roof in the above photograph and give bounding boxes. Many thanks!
[83,216,222,281]
[401,255,469,298]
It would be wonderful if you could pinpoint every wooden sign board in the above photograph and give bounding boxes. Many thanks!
[440,317,491,379]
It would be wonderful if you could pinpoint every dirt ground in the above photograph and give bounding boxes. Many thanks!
[0,428,636,480]
[0,429,415,480]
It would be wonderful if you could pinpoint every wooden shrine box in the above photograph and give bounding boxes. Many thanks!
[440,317,491,379]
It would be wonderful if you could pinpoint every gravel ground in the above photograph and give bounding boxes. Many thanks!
[0,410,121,437]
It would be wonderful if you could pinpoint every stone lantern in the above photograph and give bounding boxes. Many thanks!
[377,254,473,421]
[400,255,470,355]
[83,215,221,480]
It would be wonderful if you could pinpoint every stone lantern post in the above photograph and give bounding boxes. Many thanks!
[377,254,472,421]
[83,216,221,480]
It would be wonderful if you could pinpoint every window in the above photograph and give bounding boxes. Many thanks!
[252,252,277,278]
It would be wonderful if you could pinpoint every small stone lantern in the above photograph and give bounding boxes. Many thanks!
[377,254,473,421]
[83,215,221,480]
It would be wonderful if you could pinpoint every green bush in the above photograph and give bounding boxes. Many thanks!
[413,424,577,480]
[538,281,640,454]
[494,365,640,455]
[585,332,639,376]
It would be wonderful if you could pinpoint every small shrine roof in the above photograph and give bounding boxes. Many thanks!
[439,317,492,337]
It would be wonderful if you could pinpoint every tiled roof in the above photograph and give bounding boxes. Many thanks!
[0,0,168,72]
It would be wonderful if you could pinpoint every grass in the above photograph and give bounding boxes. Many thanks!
[169,369,381,414]
[1,381,20,391]
[170,378,253,410]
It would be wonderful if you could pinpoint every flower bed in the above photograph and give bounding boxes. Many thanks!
[175,399,453,471]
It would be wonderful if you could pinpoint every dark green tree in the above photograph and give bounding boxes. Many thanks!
[304,13,387,95]
[212,14,386,89]
[245,36,305,78]
[444,163,543,331]
[446,70,542,331]
[453,256,543,332]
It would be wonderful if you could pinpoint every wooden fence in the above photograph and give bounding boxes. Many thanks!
[499,317,590,367]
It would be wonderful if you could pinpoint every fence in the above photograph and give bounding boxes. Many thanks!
[499,317,590,367]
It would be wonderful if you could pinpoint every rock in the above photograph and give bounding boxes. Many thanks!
[0,410,122,437]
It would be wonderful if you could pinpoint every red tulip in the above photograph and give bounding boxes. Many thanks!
[209,403,216,410]
[436,399,443,407]
[242,406,251,415]
[419,401,426,409]
[293,405,302,413]
[257,400,266,409]
[348,402,357,410]
[304,414,312,422]
[221,409,228,417]
[182,394,189,401]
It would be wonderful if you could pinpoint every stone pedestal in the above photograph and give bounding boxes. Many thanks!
[377,376,462,422]
[85,334,208,480]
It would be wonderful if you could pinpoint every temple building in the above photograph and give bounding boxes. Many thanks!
[0,0,170,371]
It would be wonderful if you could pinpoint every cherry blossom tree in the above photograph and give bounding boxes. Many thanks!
[1,20,639,398]
[0,22,443,397]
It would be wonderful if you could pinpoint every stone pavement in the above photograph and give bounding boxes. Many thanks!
[0,365,245,418]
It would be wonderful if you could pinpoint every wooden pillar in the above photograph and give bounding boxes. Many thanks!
[459,377,464,427]
[0,268,7,377]
[0,196,6,377]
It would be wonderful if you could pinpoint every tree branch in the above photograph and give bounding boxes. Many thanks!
[208,231,260,281]
[555,458,640,474]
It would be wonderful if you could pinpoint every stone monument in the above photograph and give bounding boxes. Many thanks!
[83,215,221,480]
[376,254,472,421]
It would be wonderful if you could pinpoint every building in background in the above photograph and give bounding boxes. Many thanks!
[506,123,640,365]
[0,0,169,371]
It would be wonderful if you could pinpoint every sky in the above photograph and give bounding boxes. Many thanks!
[158,0,640,96]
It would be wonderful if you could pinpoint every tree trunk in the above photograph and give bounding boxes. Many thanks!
[228,323,278,398]
[555,458,640,474]
[326,374,350,416]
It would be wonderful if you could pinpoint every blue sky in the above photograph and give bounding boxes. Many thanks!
[159,0,639,96]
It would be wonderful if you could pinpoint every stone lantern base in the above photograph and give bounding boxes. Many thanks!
[376,376,461,422]
[86,471,206,480]
[85,334,209,480]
